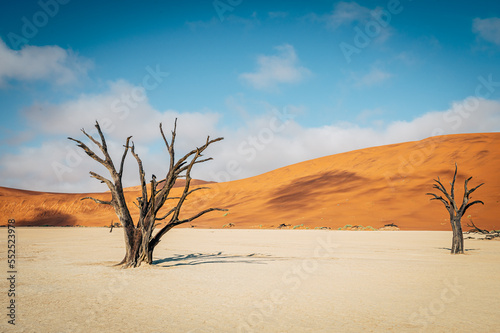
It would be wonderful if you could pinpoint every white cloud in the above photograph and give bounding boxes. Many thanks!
[352,68,392,87]
[225,14,260,29]
[312,2,393,44]
[200,98,500,183]
[0,38,92,86]
[239,44,311,91]
[326,1,372,29]
[473,17,500,45]
[22,80,220,145]
[394,51,417,66]
[0,79,222,192]
[2,92,500,192]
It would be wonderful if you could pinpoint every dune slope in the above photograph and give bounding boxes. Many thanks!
[1,133,499,230]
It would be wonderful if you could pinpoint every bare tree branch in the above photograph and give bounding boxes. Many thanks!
[89,171,115,191]
[458,176,485,215]
[119,136,133,178]
[432,178,457,212]
[186,187,211,196]
[130,142,148,212]
[81,127,103,151]
[468,182,484,197]
[466,218,488,233]
[450,163,457,201]
[426,193,451,210]
[67,137,106,166]
[133,201,141,210]
[81,196,112,205]
[176,208,228,225]
[155,207,176,221]
[175,137,223,173]
[464,200,484,213]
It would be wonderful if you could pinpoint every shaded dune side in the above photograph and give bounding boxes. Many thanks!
[1,133,499,230]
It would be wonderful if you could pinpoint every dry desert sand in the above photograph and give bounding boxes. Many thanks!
[1,228,499,332]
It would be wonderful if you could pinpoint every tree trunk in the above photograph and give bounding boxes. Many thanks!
[118,217,158,268]
[451,216,464,254]
[117,229,150,268]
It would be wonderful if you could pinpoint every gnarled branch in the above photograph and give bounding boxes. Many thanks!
[81,196,112,205]
[119,136,133,178]
[426,192,451,211]
[176,208,228,225]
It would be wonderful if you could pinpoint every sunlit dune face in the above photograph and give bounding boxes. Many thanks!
[1,133,499,231]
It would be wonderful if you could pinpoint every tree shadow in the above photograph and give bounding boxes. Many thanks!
[153,252,275,267]
[437,247,479,252]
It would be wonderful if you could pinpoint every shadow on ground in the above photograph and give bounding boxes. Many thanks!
[153,252,275,267]
[438,247,479,252]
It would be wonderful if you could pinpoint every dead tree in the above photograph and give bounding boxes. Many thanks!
[426,164,484,254]
[466,218,489,234]
[69,120,226,267]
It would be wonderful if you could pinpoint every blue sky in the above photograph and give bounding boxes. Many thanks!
[0,0,499,192]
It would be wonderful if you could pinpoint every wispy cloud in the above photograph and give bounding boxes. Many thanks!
[0,38,92,87]
[310,1,393,44]
[473,17,500,46]
[352,67,392,87]
[326,1,373,29]
[239,44,311,91]
[186,14,259,31]
[185,17,219,31]
[268,11,288,19]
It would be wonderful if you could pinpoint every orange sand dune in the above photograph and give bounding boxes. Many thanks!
[1,133,499,230]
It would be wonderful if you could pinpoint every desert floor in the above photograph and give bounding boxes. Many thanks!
[1,228,499,333]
